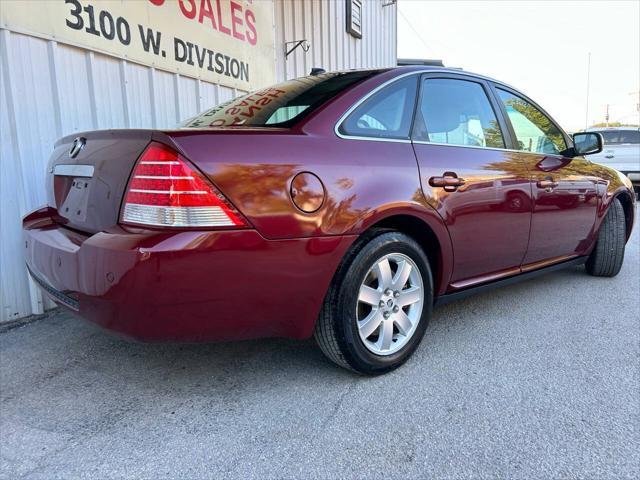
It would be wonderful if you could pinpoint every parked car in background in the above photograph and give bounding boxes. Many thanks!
[586,126,640,194]
[23,67,636,374]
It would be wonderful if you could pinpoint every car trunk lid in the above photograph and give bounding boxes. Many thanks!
[47,130,153,233]
[591,144,640,173]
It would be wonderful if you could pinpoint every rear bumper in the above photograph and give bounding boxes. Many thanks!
[23,207,354,342]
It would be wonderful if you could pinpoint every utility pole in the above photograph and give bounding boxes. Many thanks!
[605,104,610,127]
[629,91,640,113]
[584,52,591,129]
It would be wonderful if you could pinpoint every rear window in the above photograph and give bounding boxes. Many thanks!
[596,129,640,145]
[180,71,381,128]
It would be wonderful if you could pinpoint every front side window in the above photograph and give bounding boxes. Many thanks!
[496,89,567,155]
[412,78,505,149]
[181,71,379,128]
[339,76,418,139]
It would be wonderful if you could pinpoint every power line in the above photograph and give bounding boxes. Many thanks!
[398,9,435,57]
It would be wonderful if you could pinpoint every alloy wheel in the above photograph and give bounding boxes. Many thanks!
[356,253,424,355]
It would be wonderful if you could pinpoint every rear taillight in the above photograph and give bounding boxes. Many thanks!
[121,142,247,228]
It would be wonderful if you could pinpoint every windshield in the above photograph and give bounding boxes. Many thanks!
[180,70,382,128]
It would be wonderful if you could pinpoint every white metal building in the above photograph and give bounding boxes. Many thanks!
[0,0,398,323]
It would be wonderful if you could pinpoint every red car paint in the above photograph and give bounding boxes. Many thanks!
[23,67,636,342]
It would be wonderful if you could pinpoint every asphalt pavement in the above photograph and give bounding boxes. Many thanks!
[1,210,639,479]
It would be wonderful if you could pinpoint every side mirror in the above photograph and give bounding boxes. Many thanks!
[572,132,603,156]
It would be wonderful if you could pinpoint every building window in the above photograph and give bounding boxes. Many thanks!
[346,0,363,38]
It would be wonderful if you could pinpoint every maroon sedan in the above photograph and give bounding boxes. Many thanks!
[23,67,636,374]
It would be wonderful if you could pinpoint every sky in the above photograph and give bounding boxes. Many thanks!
[397,0,640,131]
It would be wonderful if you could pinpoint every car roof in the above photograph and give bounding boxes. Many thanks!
[304,66,522,97]
[354,65,520,90]
[337,66,535,105]
[326,66,575,140]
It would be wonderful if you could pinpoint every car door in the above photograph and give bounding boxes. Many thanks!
[411,74,533,289]
[492,86,598,266]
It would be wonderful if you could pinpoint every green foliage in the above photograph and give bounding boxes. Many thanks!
[505,97,566,153]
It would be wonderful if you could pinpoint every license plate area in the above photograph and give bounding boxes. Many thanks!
[59,178,91,222]
[53,164,95,224]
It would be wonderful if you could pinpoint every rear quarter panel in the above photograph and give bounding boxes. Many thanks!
[161,128,454,295]
[161,69,457,296]
[166,130,420,238]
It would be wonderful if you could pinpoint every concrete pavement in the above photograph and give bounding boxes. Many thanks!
[1,212,639,479]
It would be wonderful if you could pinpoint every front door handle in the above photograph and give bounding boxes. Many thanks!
[429,172,465,192]
[604,154,614,159]
[537,179,559,192]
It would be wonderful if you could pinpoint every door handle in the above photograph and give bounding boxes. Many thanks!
[537,179,558,192]
[429,172,465,192]
[604,154,614,159]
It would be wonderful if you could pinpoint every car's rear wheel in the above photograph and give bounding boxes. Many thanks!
[314,231,433,375]
[585,198,626,277]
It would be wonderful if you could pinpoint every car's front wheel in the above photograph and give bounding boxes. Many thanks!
[585,198,626,277]
[315,231,433,375]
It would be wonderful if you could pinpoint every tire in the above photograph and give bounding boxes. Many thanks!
[314,231,433,375]
[585,198,626,277]
[506,191,530,213]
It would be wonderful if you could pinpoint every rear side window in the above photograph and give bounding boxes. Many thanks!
[599,131,622,144]
[598,130,640,145]
[339,76,418,139]
[496,88,567,154]
[181,71,380,128]
[412,78,505,148]
[620,130,640,144]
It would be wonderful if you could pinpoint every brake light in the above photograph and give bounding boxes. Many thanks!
[121,142,247,228]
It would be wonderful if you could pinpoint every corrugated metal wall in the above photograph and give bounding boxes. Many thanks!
[274,0,397,81]
[0,31,243,323]
[0,0,397,323]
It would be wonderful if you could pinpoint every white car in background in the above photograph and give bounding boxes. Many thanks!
[586,127,640,194]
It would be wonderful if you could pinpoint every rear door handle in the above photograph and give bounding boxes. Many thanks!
[429,172,465,192]
[604,154,614,159]
[537,179,559,192]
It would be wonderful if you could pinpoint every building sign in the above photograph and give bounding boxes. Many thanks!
[0,0,276,89]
